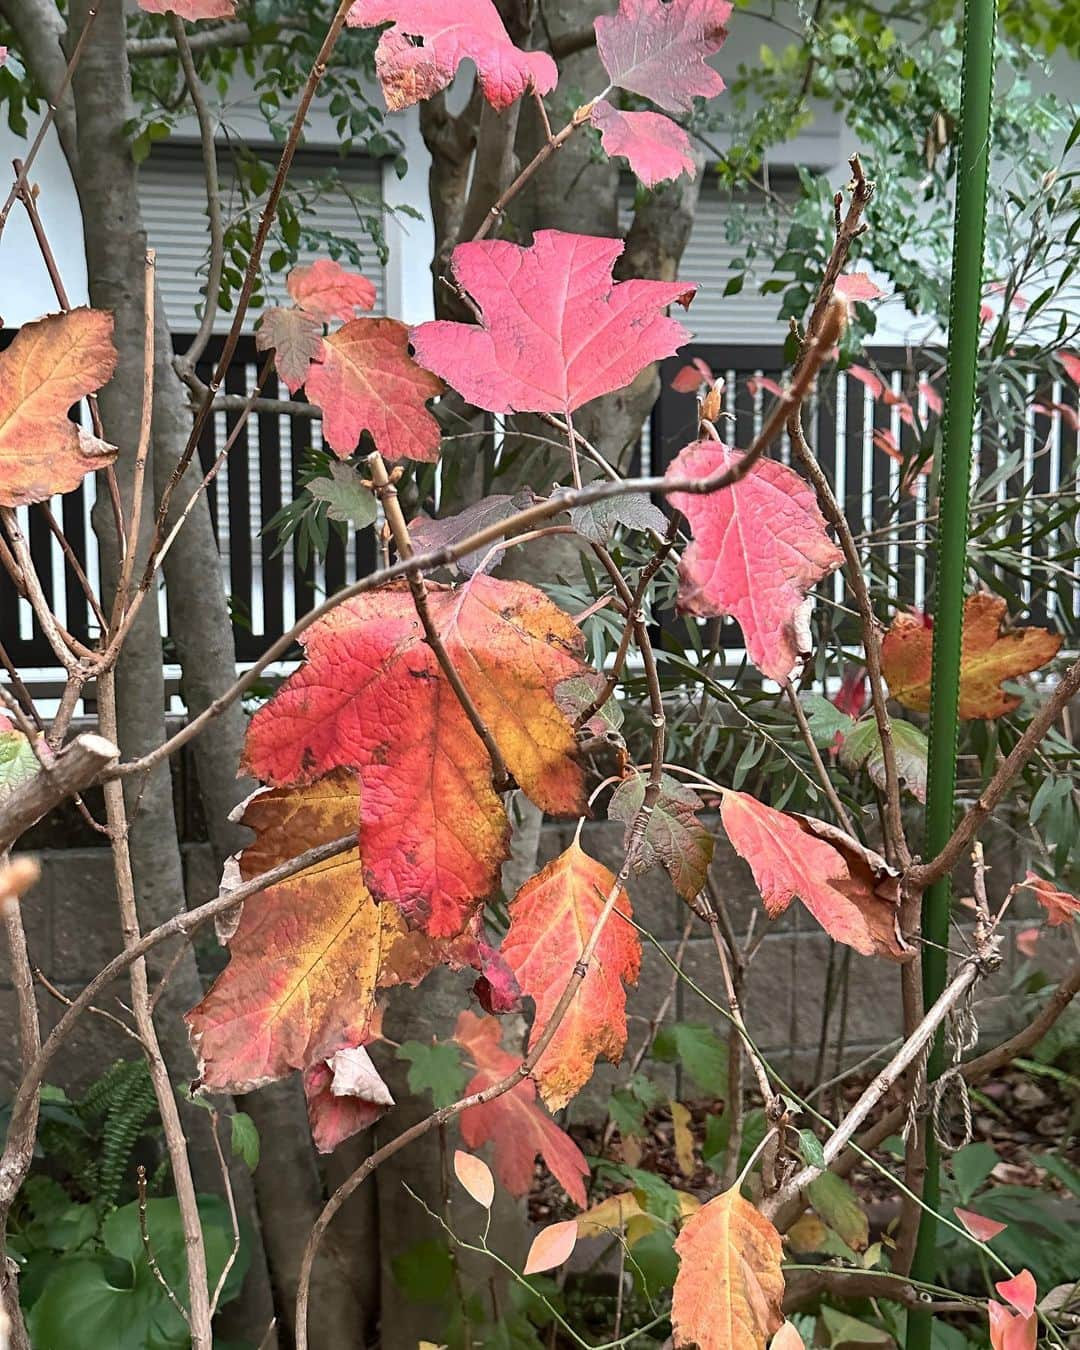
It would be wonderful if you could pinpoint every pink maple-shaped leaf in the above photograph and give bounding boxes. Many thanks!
[411,230,695,418]
[1020,872,1080,927]
[304,318,443,462]
[256,308,324,395]
[665,439,842,683]
[346,0,557,111]
[594,0,732,114]
[287,258,377,322]
[590,101,696,188]
[138,0,234,16]
[835,273,884,303]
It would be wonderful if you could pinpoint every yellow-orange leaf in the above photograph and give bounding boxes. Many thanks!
[672,1185,785,1350]
[523,1219,578,1274]
[186,775,473,1092]
[0,309,117,507]
[501,843,640,1110]
[881,593,1062,719]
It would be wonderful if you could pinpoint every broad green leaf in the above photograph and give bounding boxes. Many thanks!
[229,1111,260,1171]
[398,1040,468,1108]
[306,461,377,528]
[951,1141,999,1203]
[839,716,928,802]
[807,1172,869,1251]
[652,1023,728,1097]
[392,1239,455,1302]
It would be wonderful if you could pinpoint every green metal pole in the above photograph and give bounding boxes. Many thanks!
[906,1,996,1345]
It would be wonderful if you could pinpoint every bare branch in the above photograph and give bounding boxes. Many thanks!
[0,732,117,853]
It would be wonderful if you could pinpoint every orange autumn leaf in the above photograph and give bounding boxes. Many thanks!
[954,1207,1007,1241]
[454,1149,495,1207]
[304,318,444,462]
[186,775,481,1093]
[720,791,911,960]
[995,1270,1037,1320]
[286,258,376,322]
[501,842,641,1110]
[988,1300,1037,1350]
[672,1185,785,1350]
[881,593,1062,719]
[1020,872,1080,927]
[454,1011,589,1207]
[523,1219,578,1275]
[243,576,588,937]
[0,309,118,507]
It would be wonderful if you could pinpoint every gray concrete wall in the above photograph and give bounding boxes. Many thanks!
[3,807,1070,1112]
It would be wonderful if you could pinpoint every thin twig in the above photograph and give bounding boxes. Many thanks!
[0,4,100,241]
[207,1112,241,1316]
[113,313,844,785]
[784,679,857,834]
[368,452,511,791]
[112,248,156,625]
[137,1164,189,1324]
[169,13,223,370]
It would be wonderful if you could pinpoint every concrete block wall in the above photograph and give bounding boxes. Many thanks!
[2,809,1069,1112]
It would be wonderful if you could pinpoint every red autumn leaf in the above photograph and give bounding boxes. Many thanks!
[919,380,944,417]
[1034,400,1080,432]
[346,0,558,111]
[672,1184,785,1350]
[243,577,587,937]
[834,668,868,719]
[471,938,522,1015]
[410,230,695,419]
[501,842,640,1110]
[1059,351,1080,384]
[988,1301,1037,1350]
[835,273,884,302]
[255,308,325,395]
[665,439,843,682]
[1020,872,1080,927]
[303,1043,394,1153]
[186,776,485,1092]
[303,318,443,462]
[720,790,911,960]
[848,363,884,400]
[0,309,118,508]
[137,0,234,17]
[882,592,1062,719]
[995,1271,1037,1320]
[589,101,696,188]
[287,258,376,322]
[671,358,715,393]
[454,1011,589,1207]
[746,375,785,400]
[1015,928,1040,958]
[595,0,732,114]
[954,1207,1007,1241]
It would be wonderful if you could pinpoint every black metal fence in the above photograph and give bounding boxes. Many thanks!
[2,336,1076,686]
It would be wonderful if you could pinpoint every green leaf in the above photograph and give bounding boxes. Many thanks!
[570,493,666,545]
[950,1141,999,1203]
[306,461,377,529]
[27,1197,247,1350]
[651,1023,728,1097]
[797,1129,826,1169]
[807,1172,869,1251]
[799,693,855,748]
[229,1112,260,1172]
[609,771,714,902]
[839,716,928,802]
[398,1040,467,1108]
[819,1305,892,1347]
[392,1238,454,1303]
[627,1227,678,1299]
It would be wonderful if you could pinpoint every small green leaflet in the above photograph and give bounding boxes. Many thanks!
[799,692,855,748]
[569,493,666,545]
[609,770,714,902]
[651,1023,728,1097]
[398,1040,468,1108]
[306,461,377,528]
[230,1112,260,1171]
[839,716,928,802]
[797,1129,826,1169]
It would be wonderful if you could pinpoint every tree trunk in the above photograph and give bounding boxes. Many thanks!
[67,1,277,1338]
